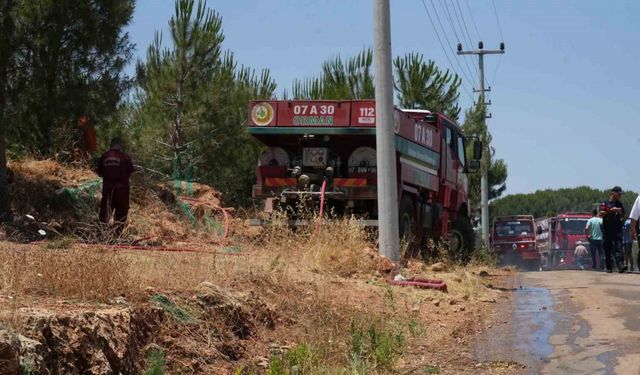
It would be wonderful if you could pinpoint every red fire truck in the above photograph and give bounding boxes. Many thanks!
[247,100,482,256]
[535,212,591,270]
[491,215,540,269]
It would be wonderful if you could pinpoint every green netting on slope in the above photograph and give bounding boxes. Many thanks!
[58,178,102,206]
[172,161,223,235]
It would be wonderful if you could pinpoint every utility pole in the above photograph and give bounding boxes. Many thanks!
[457,41,505,245]
[373,0,400,261]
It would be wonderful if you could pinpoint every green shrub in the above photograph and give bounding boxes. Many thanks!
[141,348,167,375]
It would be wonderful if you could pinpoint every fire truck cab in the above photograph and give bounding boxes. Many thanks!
[492,215,540,269]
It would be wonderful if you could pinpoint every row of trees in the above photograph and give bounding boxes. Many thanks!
[490,186,638,219]
[0,0,508,220]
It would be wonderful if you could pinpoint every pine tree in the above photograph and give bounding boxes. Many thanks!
[461,102,508,213]
[0,0,16,222]
[132,0,276,203]
[291,49,461,122]
[6,0,134,154]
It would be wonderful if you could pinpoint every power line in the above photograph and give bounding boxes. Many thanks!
[438,0,477,82]
[463,0,482,41]
[491,0,505,41]
[419,0,474,102]
[425,0,475,92]
[489,53,503,89]
[489,0,504,90]
[453,0,476,57]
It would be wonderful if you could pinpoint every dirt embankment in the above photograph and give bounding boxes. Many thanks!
[0,160,515,374]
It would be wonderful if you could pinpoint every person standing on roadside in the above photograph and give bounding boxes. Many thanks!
[585,209,604,270]
[601,186,626,273]
[628,193,640,272]
[97,137,134,237]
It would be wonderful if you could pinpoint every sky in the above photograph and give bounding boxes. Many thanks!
[126,0,640,197]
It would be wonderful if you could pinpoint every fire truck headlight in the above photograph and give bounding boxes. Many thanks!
[299,174,310,187]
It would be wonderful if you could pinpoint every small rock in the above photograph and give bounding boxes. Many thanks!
[430,262,447,272]
[541,306,547,310]
[453,276,462,283]
[449,299,457,305]
[475,363,483,368]
[377,257,395,273]
[459,305,466,311]
[479,270,489,277]
[256,356,269,368]
[412,306,420,312]
[110,296,127,305]
[432,300,440,307]
[394,274,407,281]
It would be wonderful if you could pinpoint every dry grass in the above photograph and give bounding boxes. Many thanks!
[0,244,132,301]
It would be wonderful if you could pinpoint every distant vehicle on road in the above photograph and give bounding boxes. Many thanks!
[491,215,540,269]
[535,212,591,270]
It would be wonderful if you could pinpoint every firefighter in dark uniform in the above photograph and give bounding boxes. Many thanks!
[97,137,134,236]
[601,186,627,273]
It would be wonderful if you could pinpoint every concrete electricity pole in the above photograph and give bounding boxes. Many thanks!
[457,41,504,245]
[373,0,400,261]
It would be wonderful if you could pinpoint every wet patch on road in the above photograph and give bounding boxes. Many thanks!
[474,286,557,374]
[514,287,556,359]
[546,288,616,375]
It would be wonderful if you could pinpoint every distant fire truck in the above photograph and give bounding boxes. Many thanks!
[535,212,591,270]
[491,215,540,269]
[247,100,482,256]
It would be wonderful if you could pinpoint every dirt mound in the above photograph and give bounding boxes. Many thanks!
[4,159,229,244]
[197,282,276,339]
[147,284,277,373]
[1,306,164,375]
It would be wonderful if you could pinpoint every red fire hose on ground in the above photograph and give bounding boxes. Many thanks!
[313,179,445,291]
[386,264,448,292]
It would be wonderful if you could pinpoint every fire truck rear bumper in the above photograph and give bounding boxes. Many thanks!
[495,248,541,260]
[519,251,541,260]
[252,185,377,200]
[246,218,379,227]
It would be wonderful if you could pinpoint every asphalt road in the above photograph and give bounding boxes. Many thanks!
[475,269,640,374]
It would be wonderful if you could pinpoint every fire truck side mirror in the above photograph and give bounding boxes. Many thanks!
[473,140,483,160]
[536,226,543,235]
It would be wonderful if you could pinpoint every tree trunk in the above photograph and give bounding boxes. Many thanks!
[0,0,15,222]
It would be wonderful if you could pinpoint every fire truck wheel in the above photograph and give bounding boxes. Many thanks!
[450,215,475,262]
[398,196,416,244]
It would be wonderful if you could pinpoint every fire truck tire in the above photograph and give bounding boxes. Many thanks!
[450,214,475,262]
[398,195,416,245]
